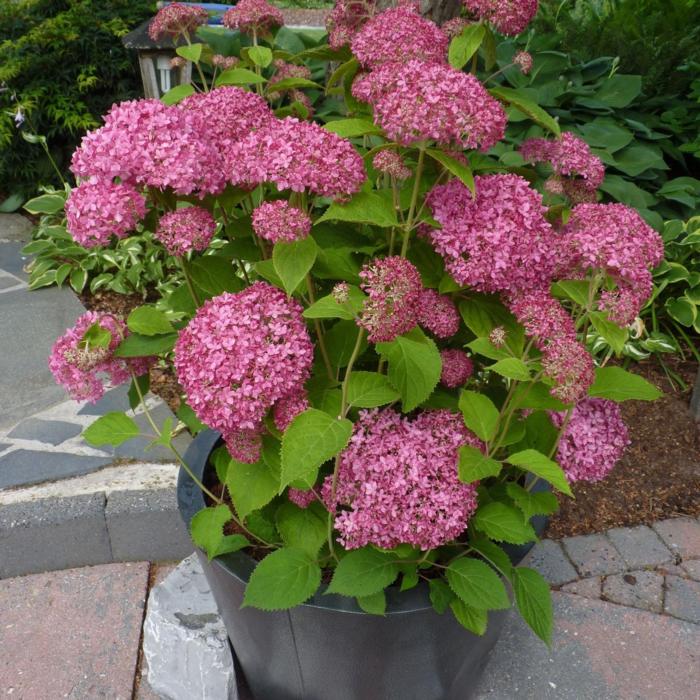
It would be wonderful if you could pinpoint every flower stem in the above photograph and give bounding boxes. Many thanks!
[401,147,426,258]
[306,274,334,380]
[178,256,201,308]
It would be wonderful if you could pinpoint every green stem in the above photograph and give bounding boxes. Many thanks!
[184,32,209,92]
[400,147,426,258]
[178,256,201,308]
[306,275,334,381]
[340,327,366,419]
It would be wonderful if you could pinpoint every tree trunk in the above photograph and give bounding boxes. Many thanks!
[376,0,463,24]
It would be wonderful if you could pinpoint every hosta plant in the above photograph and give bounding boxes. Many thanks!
[47,0,664,644]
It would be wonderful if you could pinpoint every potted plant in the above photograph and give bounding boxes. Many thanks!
[46,1,664,697]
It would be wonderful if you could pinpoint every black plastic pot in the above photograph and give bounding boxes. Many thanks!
[178,430,545,700]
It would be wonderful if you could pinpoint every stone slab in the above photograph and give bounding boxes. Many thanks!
[474,592,700,699]
[0,562,149,699]
[8,417,82,445]
[602,571,663,613]
[560,576,601,600]
[521,539,578,586]
[106,488,193,563]
[682,559,700,581]
[0,212,32,241]
[0,492,111,578]
[606,524,674,569]
[561,533,626,577]
[0,448,113,488]
[664,575,700,623]
[0,241,29,279]
[653,517,700,560]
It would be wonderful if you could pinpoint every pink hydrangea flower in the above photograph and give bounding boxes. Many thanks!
[273,392,310,432]
[65,181,146,248]
[353,60,506,149]
[351,4,449,69]
[211,54,239,69]
[326,0,376,49]
[226,428,264,464]
[441,17,471,38]
[288,487,316,509]
[155,207,216,256]
[551,398,630,482]
[226,117,366,199]
[222,0,284,35]
[174,283,313,462]
[440,349,473,388]
[416,289,460,338]
[148,3,208,41]
[323,408,480,550]
[513,50,533,74]
[463,0,539,36]
[426,175,559,294]
[268,60,312,95]
[252,200,312,243]
[561,203,664,325]
[49,312,151,403]
[372,150,412,180]
[358,256,422,343]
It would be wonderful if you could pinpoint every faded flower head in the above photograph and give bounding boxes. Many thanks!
[222,0,284,35]
[155,206,216,256]
[489,326,506,348]
[268,60,312,95]
[372,150,412,180]
[513,50,533,74]
[326,0,376,49]
[252,200,312,243]
[440,349,473,388]
[442,17,471,38]
[273,392,310,432]
[463,0,539,36]
[211,55,239,70]
[288,487,316,509]
[416,289,460,339]
[332,282,351,304]
[148,3,208,41]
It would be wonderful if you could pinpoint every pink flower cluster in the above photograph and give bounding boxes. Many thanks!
[49,312,151,403]
[441,17,470,39]
[551,398,630,482]
[440,349,473,388]
[426,175,558,294]
[148,3,208,41]
[508,290,594,403]
[155,207,216,256]
[372,150,412,180]
[268,60,312,94]
[353,60,506,149]
[326,0,375,49]
[71,99,225,197]
[173,283,313,463]
[252,200,311,243]
[211,55,239,70]
[351,4,448,69]
[416,289,460,338]
[288,487,316,509]
[65,181,146,248]
[222,0,284,35]
[226,117,366,199]
[561,203,664,325]
[463,0,539,36]
[324,409,480,551]
[358,256,422,342]
[513,50,533,74]
[273,392,309,432]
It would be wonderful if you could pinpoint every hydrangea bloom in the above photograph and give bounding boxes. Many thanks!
[273,392,309,432]
[226,117,366,199]
[520,132,605,194]
[513,50,533,74]
[440,349,473,388]
[351,4,449,69]
[49,312,151,403]
[323,409,480,550]
[174,283,314,461]
[268,60,312,96]
[179,86,273,150]
[442,17,471,38]
[212,55,239,70]
[288,488,316,509]
[148,3,208,41]
[372,150,412,180]
[551,398,630,482]
[463,0,539,36]
[326,0,375,49]
[416,289,460,338]
[65,181,146,248]
[155,207,216,256]
[426,175,558,294]
[222,0,284,35]
[353,60,506,149]
[71,99,225,197]
[226,428,264,464]
[252,201,311,243]
[561,203,664,325]
[358,256,422,342]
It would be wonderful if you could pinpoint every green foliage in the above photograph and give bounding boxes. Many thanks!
[83,411,139,446]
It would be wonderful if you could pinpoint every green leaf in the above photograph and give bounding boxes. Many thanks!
[666,297,697,327]
[316,192,397,228]
[450,599,488,635]
[592,74,642,108]
[189,257,243,298]
[190,505,249,560]
[468,535,513,579]
[226,454,280,521]
[459,390,500,443]
[472,502,537,544]
[488,358,531,381]
[588,367,662,402]
[507,449,572,497]
[176,402,206,434]
[127,306,174,336]
[467,337,509,362]
[243,548,321,610]
[511,382,567,411]
[512,567,553,645]
[303,285,365,321]
[577,118,634,153]
[280,409,353,490]
[276,502,327,556]
[489,86,560,137]
[458,446,501,483]
[506,483,559,521]
[216,67,266,86]
[551,280,591,307]
[426,149,474,193]
[429,579,455,614]
[446,558,510,610]
[589,311,628,354]
[83,412,139,447]
[114,333,177,357]
[346,371,400,408]
[69,267,87,292]
[24,194,65,215]
[448,23,486,69]
[325,321,368,367]
[376,328,442,412]
[247,45,273,67]
[326,547,399,597]
[356,591,386,615]
[176,43,202,62]
[515,411,559,456]
[161,83,196,105]
[127,373,150,410]
[459,296,517,339]
[268,77,321,93]
[272,236,318,296]
[324,118,382,138]
[80,322,112,350]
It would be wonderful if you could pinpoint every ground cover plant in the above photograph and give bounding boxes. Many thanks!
[41,0,667,644]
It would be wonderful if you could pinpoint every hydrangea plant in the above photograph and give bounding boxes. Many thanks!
[48,0,664,644]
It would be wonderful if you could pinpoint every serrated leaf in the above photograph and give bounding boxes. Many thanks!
[83,412,139,447]
[161,83,196,105]
[346,371,400,408]
[506,483,559,521]
[316,192,397,228]
[429,579,455,614]
[511,382,567,411]
[459,390,500,442]
[127,373,150,410]
[426,149,474,193]
[216,67,266,86]
[190,505,249,560]
[589,312,628,354]
[303,285,364,320]
[276,502,327,556]
[356,591,386,615]
[506,449,572,497]
[324,118,382,138]
[226,454,280,521]
[248,45,273,67]
[176,43,202,62]
[272,236,318,296]
[127,306,174,336]
[448,23,486,69]
[488,358,531,381]
[468,535,513,579]
[458,446,501,483]
[450,599,488,635]
[189,257,243,297]
[268,77,321,93]
[243,548,321,610]
[114,332,177,357]
[471,502,537,545]
[512,567,553,645]
[446,558,510,610]
[551,280,590,307]
[588,367,663,402]
[489,86,560,137]
[326,547,399,597]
